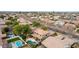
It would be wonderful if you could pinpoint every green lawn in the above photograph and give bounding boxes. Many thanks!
[7,37,20,43]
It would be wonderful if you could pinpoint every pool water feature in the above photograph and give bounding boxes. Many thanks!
[15,41,24,48]
[7,36,26,48]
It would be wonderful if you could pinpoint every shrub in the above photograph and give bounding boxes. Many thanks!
[41,26,48,30]
[19,34,26,41]
[5,21,12,26]
[32,21,41,27]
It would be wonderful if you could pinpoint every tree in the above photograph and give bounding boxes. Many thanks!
[5,21,12,26]
[5,17,19,27]
[19,34,26,41]
[32,21,41,27]
[13,24,31,35]
[8,17,13,20]
[12,21,19,26]
[22,24,31,34]
[0,15,5,19]
[7,16,18,22]
[13,25,22,35]
[2,27,9,34]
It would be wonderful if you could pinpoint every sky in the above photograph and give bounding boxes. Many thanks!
[0,0,79,11]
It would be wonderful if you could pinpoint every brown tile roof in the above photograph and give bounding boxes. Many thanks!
[42,35,75,48]
[33,28,48,36]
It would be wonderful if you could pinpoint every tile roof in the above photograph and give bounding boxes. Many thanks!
[42,35,75,48]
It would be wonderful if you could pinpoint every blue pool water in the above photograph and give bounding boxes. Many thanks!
[15,41,23,47]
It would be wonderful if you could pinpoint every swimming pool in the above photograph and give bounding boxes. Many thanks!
[15,41,23,48]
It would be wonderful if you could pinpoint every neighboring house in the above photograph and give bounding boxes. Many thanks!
[17,16,32,25]
[76,16,79,21]
[72,21,79,26]
[63,20,71,23]
[54,20,65,27]
[17,17,27,25]
[32,28,49,41]
[26,20,32,25]
[63,23,76,32]
[54,16,60,20]
[0,19,5,25]
[42,35,76,48]
[40,17,54,24]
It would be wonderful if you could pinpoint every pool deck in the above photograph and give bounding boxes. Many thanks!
[21,44,30,48]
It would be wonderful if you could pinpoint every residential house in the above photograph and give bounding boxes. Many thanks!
[72,21,79,27]
[54,20,65,27]
[0,19,5,25]
[42,35,76,48]
[32,28,49,41]
[17,17,27,25]
[54,16,60,20]
[76,16,79,21]
[63,23,76,32]
[26,20,32,25]
[40,17,54,25]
